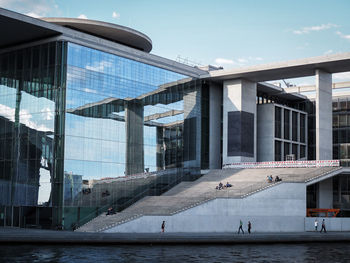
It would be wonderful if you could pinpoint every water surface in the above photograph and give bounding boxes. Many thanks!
[1,243,349,262]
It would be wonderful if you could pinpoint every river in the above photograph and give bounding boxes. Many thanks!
[1,243,349,262]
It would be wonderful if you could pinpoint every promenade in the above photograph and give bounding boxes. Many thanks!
[1,228,350,245]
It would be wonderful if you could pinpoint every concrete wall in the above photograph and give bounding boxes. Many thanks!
[317,178,333,209]
[105,183,306,233]
[257,104,274,162]
[223,79,257,165]
[209,82,222,169]
[305,217,350,231]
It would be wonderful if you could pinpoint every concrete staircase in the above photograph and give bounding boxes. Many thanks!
[76,166,342,232]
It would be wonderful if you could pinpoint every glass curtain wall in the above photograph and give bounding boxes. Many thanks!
[64,43,202,229]
[333,97,350,166]
[0,42,67,228]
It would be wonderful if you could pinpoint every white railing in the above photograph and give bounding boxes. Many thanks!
[223,160,340,169]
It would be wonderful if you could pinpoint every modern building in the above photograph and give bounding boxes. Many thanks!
[1,8,350,231]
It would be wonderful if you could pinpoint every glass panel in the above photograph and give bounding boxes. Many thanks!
[300,145,306,159]
[292,112,298,141]
[284,109,290,140]
[274,140,281,161]
[339,115,347,127]
[300,114,305,143]
[275,107,281,138]
[284,142,290,160]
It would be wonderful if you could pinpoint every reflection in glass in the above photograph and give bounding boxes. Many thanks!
[63,43,205,228]
[0,42,66,228]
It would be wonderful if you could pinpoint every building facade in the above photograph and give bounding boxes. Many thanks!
[1,8,350,229]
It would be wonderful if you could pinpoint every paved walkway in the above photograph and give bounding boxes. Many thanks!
[1,228,350,244]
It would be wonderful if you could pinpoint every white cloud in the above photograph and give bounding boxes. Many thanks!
[333,72,350,81]
[215,58,234,65]
[0,0,59,17]
[293,23,338,35]
[237,58,247,63]
[324,49,334,55]
[336,31,350,40]
[77,14,88,19]
[25,12,41,18]
[40,107,54,120]
[112,11,120,19]
[85,60,113,72]
[83,88,98,94]
[214,56,263,67]
[0,104,53,132]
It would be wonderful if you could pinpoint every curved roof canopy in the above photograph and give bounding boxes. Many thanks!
[41,17,152,52]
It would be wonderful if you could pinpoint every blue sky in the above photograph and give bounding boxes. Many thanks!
[1,0,350,84]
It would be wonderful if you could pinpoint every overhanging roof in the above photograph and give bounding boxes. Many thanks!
[0,8,205,78]
[41,18,152,52]
[0,8,62,49]
[206,52,350,82]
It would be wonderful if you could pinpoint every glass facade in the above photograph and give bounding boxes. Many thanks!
[0,41,207,229]
[0,42,67,228]
[332,97,350,166]
[63,43,205,228]
[306,97,350,165]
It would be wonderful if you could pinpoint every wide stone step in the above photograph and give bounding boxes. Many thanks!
[76,166,341,232]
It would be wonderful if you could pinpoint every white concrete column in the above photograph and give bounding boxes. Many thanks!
[223,79,257,165]
[315,69,332,160]
[317,178,333,209]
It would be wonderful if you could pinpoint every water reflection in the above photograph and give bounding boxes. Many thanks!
[0,243,349,263]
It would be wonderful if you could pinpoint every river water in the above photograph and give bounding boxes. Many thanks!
[1,243,349,262]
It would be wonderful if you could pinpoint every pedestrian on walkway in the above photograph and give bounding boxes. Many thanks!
[238,219,244,234]
[314,219,318,231]
[320,219,327,233]
[248,221,252,234]
[161,221,165,233]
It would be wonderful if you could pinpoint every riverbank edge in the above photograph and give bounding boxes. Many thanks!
[1,228,350,245]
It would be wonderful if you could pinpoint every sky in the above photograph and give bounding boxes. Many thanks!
[1,0,350,85]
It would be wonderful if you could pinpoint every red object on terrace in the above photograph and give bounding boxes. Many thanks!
[307,208,340,217]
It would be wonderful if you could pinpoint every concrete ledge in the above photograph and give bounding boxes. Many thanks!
[1,228,350,245]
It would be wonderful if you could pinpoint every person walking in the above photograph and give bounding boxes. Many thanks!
[314,219,318,231]
[238,219,244,234]
[161,221,165,233]
[320,219,327,233]
[248,221,252,234]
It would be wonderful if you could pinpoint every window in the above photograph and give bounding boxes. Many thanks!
[300,114,305,143]
[275,107,282,138]
[292,112,298,141]
[284,109,290,140]
[275,140,281,161]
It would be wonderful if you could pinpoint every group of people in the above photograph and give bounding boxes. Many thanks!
[238,220,252,234]
[160,220,252,234]
[216,182,233,190]
[106,207,116,215]
[314,219,327,233]
[267,175,282,183]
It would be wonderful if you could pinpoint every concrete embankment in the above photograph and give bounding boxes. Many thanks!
[1,228,350,245]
